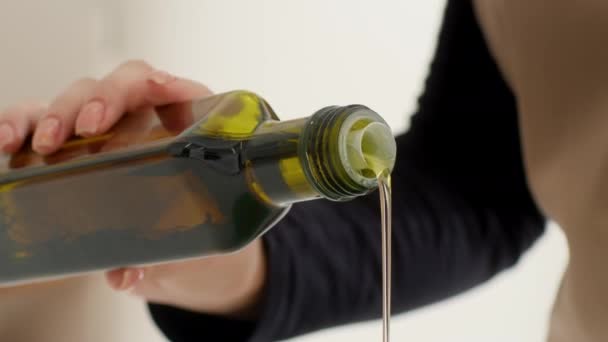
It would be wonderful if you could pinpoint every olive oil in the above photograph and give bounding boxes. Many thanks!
[353,117,395,342]
[0,90,397,286]
[378,170,392,342]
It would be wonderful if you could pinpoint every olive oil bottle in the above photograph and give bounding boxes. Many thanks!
[0,90,396,285]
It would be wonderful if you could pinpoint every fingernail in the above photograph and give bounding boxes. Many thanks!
[0,124,15,152]
[33,117,60,151]
[119,268,144,290]
[76,100,105,136]
[148,70,177,85]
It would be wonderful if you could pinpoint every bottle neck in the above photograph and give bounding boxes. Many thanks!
[242,105,396,206]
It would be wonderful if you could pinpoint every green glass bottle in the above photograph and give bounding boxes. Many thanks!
[0,90,396,285]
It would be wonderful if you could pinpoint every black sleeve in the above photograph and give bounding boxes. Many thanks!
[148,0,546,341]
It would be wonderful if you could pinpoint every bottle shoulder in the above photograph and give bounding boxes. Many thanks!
[187,90,279,139]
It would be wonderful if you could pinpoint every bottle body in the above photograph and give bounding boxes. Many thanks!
[0,90,396,285]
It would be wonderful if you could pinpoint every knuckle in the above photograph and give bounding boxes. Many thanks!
[118,59,153,72]
[60,78,99,100]
[50,78,99,111]
[102,59,156,94]
[97,77,128,102]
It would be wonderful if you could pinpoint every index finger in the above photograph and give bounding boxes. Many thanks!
[75,60,212,137]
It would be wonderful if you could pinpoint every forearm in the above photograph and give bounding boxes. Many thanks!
[474,1,608,340]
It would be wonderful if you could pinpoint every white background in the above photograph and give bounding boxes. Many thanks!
[0,1,568,341]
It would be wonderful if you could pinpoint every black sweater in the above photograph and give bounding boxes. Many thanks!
[149,1,546,340]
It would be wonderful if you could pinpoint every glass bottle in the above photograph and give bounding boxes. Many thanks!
[0,90,396,285]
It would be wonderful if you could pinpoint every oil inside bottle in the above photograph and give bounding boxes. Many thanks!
[0,94,288,285]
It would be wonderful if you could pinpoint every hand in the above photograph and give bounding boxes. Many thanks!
[0,60,267,318]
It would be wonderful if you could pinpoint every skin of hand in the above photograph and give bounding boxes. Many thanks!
[0,60,267,318]
[474,1,608,341]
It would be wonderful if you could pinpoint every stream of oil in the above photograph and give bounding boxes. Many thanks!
[378,169,392,342]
